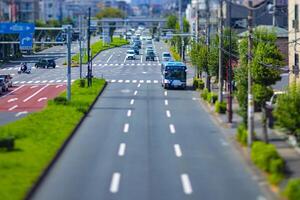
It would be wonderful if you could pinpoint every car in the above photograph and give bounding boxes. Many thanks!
[0,74,13,87]
[35,59,56,68]
[126,50,136,60]
[265,91,286,128]
[154,36,160,42]
[162,52,172,62]
[0,78,9,92]
[133,40,141,49]
[146,50,155,61]
[131,46,139,55]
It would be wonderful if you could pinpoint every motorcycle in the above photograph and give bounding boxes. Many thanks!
[17,64,31,74]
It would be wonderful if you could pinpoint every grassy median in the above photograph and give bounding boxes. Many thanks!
[72,37,129,64]
[0,78,106,200]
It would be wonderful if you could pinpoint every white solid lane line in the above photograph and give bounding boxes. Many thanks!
[174,144,183,157]
[169,124,176,134]
[181,174,193,195]
[123,123,129,133]
[127,109,132,117]
[166,110,171,118]
[118,143,126,156]
[8,105,18,111]
[2,85,24,98]
[23,84,49,102]
[134,90,138,96]
[110,173,121,193]
[165,100,169,106]
[164,91,168,96]
[130,99,134,105]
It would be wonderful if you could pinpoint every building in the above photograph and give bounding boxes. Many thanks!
[288,0,300,84]
[39,0,63,22]
[15,0,40,22]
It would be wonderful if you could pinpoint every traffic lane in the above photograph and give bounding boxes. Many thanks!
[31,82,139,200]
[0,84,66,112]
[118,80,187,200]
[165,89,266,200]
[0,112,29,126]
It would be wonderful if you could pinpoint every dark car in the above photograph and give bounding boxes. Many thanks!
[35,59,56,68]
[131,46,139,55]
[0,74,13,87]
[133,40,141,49]
[0,78,8,93]
[146,51,155,61]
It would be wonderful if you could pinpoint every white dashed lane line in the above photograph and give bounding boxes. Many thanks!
[127,109,132,117]
[174,144,183,157]
[110,172,121,193]
[134,90,138,96]
[169,124,176,134]
[8,105,18,111]
[166,110,171,118]
[123,123,129,133]
[165,100,169,106]
[181,174,193,195]
[118,143,126,157]
[130,99,135,105]
[164,91,168,96]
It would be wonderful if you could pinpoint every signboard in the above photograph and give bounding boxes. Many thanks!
[0,22,35,50]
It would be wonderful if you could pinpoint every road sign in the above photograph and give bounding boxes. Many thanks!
[0,23,35,34]
[19,33,33,50]
[0,23,35,50]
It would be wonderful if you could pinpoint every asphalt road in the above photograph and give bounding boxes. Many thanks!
[30,40,270,200]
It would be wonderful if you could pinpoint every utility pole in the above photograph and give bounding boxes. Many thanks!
[66,25,72,101]
[79,15,83,79]
[179,0,184,62]
[205,0,210,91]
[247,0,254,147]
[218,0,224,102]
[272,0,276,27]
[227,0,233,123]
[87,7,92,87]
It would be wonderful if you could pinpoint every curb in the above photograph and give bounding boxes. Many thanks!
[24,81,108,200]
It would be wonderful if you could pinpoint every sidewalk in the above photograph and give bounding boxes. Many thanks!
[207,87,300,188]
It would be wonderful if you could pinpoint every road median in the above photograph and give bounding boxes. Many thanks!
[0,78,106,200]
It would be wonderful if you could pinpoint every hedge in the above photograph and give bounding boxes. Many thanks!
[251,141,285,185]
[193,78,204,90]
[0,78,106,200]
[170,46,181,61]
[201,88,209,101]
[236,124,248,146]
[215,101,227,114]
[207,92,218,104]
[283,179,300,200]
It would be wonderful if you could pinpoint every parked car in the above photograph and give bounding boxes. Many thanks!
[265,91,286,128]
[126,50,136,60]
[0,74,13,87]
[162,52,172,62]
[35,59,56,68]
[0,78,9,92]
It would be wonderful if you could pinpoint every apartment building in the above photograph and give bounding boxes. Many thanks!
[289,0,300,84]
[16,0,40,22]
[39,0,63,22]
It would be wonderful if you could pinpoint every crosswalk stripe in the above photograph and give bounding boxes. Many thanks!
[42,80,48,83]
[146,80,151,83]
[34,81,40,83]
[139,80,144,83]
[125,80,130,83]
[111,80,116,83]
[132,80,137,83]
[49,80,54,83]
[27,81,33,83]
[56,80,62,83]
[13,81,19,84]
[154,80,159,83]
[118,80,123,83]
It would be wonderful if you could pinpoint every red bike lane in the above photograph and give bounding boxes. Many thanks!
[0,84,66,112]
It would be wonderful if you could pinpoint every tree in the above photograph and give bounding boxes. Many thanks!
[96,8,126,42]
[235,28,283,136]
[166,15,177,30]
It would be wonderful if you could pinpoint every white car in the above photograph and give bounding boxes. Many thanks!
[162,52,172,62]
[126,50,136,60]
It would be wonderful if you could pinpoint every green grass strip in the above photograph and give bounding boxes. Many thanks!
[0,78,106,200]
[72,37,129,64]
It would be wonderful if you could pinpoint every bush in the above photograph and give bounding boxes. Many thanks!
[283,179,300,200]
[193,78,205,90]
[274,85,300,139]
[201,88,209,101]
[53,96,68,105]
[207,92,218,104]
[236,124,248,146]
[79,79,86,88]
[251,141,285,184]
[215,101,227,114]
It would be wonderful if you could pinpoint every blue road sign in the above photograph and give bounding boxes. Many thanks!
[0,23,35,34]
[19,33,33,50]
[0,23,35,50]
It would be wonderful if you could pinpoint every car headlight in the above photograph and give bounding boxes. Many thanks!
[164,79,170,84]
